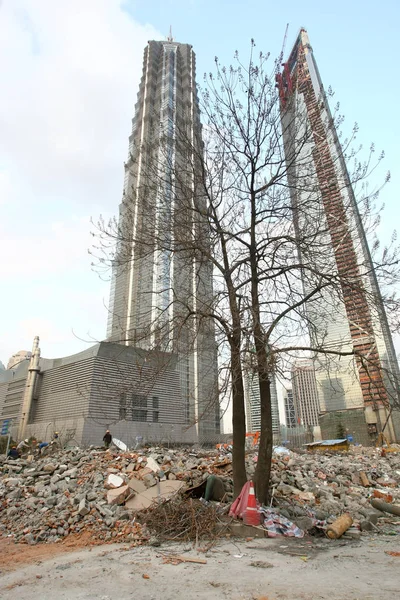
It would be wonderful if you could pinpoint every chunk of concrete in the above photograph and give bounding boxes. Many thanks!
[145,456,160,473]
[137,467,153,479]
[343,527,361,540]
[43,463,57,473]
[376,477,397,488]
[78,499,90,516]
[62,468,78,479]
[107,485,130,506]
[360,519,374,531]
[142,474,157,488]
[125,480,185,511]
[125,494,153,511]
[105,473,124,489]
[128,477,147,494]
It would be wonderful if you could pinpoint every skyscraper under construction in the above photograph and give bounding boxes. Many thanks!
[278,29,400,441]
[107,37,219,441]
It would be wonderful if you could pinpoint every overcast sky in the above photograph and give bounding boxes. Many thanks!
[1,0,399,373]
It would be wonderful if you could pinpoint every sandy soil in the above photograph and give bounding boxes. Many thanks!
[0,531,107,573]
[0,534,399,600]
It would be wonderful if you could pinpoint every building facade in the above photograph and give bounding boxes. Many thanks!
[107,38,219,441]
[278,29,400,441]
[0,338,205,447]
[245,370,280,436]
[283,388,297,428]
[291,361,320,427]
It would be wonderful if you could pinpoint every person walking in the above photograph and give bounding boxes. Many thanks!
[103,430,112,449]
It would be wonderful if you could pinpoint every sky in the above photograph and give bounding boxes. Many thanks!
[1,0,399,376]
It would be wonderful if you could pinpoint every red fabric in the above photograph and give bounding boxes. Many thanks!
[229,481,252,519]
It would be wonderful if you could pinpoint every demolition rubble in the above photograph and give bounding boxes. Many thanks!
[0,444,399,546]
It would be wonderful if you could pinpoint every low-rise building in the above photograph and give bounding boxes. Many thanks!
[0,338,217,446]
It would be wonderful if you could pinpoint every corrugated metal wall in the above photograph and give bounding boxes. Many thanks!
[89,355,185,425]
[0,342,221,446]
[32,358,93,422]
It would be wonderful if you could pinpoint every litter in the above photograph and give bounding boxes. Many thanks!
[112,438,128,452]
[260,508,304,538]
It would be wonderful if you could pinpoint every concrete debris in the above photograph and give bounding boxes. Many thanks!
[268,444,400,534]
[145,456,161,474]
[342,527,362,540]
[376,477,397,488]
[0,445,233,545]
[78,498,90,517]
[0,442,399,546]
[142,474,157,488]
[128,477,147,494]
[125,480,185,511]
[106,485,130,506]
[250,560,274,568]
[105,473,124,489]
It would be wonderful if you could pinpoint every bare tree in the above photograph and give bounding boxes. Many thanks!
[92,40,400,504]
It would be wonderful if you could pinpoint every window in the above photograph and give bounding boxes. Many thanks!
[132,394,147,422]
[153,411,159,423]
[132,394,147,408]
[152,396,159,410]
[132,409,147,422]
[119,393,127,420]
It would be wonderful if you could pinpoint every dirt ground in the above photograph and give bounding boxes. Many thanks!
[0,534,399,600]
[0,531,106,573]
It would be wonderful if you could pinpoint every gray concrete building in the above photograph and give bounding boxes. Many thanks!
[107,37,219,441]
[0,338,205,447]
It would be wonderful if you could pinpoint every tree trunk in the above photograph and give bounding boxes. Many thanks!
[230,339,247,498]
[254,374,273,505]
[248,178,273,505]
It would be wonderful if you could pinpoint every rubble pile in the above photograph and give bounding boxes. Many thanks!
[267,446,400,533]
[0,447,233,545]
[1,444,399,545]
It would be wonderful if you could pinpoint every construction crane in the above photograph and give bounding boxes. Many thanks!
[275,24,290,107]
[280,23,289,65]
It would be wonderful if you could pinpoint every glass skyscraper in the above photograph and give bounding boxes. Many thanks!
[278,29,400,441]
[107,38,219,440]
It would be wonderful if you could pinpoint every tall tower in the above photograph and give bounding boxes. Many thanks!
[278,29,400,441]
[291,361,320,428]
[245,370,280,436]
[284,388,297,428]
[107,38,219,440]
